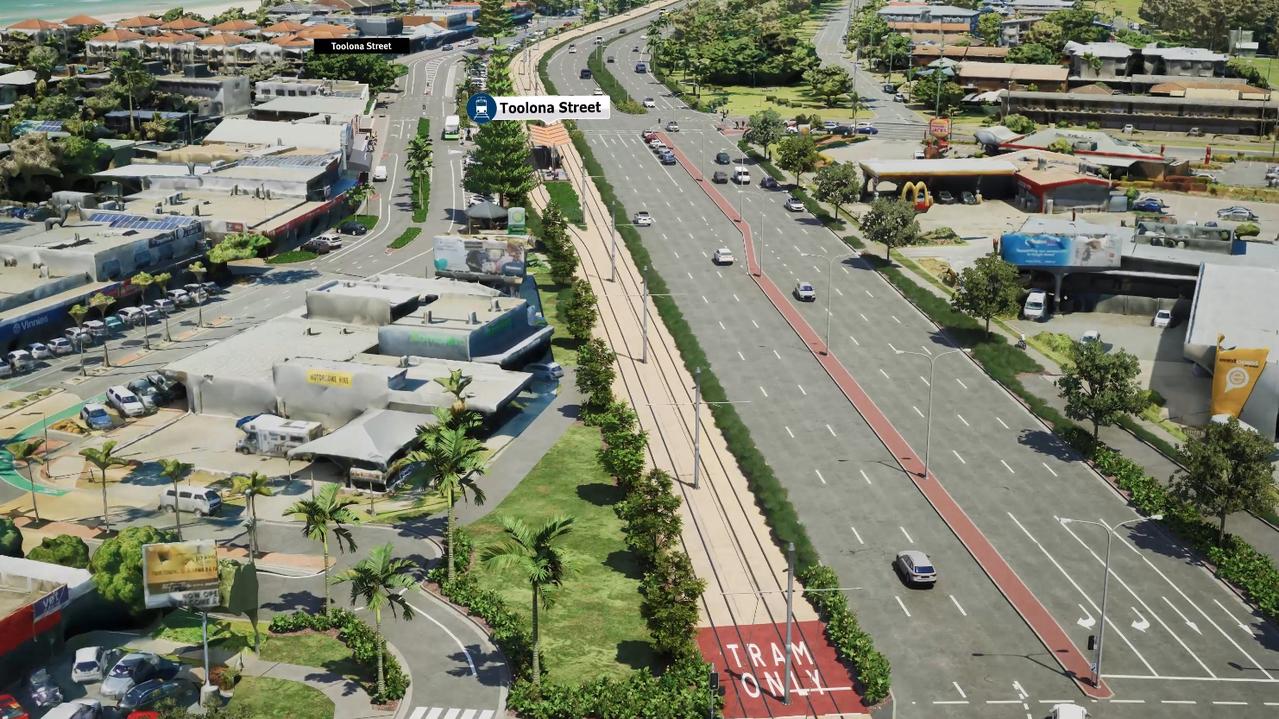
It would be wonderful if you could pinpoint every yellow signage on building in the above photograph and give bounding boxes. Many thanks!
[306,369,353,388]
[1210,335,1268,417]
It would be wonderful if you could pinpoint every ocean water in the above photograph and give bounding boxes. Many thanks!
[0,0,261,27]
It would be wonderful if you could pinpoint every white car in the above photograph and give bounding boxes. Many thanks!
[632,211,654,226]
[166,288,192,306]
[1152,309,1172,328]
[106,385,147,418]
[26,342,51,360]
[593,88,605,96]
[526,361,564,379]
[1080,330,1101,346]
[72,646,117,684]
[642,97,656,108]
[712,248,734,265]
[153,298,175,314]
[665,121,680,132]
[784,196,805,212]
[568,45,577,53]
[372,165,388,181]
[117,307,144,326]
[794,281,816,301]
[48,337,74,356]
[647,138,667,150]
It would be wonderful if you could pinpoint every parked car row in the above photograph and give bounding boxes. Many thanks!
[79,374,182,430]
[2,648,189,719]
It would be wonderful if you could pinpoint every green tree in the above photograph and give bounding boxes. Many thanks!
[80,440,129,535]
[345,182,374,215]
[1026,19,1064,49]
[9,438,45,525]
[477,0,513,43]
[641,548,705,660]
[89,292,115,367]
[575,337,617,417]
[1007,42,1058,65]
[1047,138,1075,154]
[481,515,575,686]
[130,272,155,349]
[977,12,1003,44]
[911,71,965,114]
[950,254,1022,335]
[91,525,174,612]
[744,109,785,160]
[598,420,648,490]
[858,198,920,261]
[561,277,598,341]
[158,459,191,540]
[1173,417,1277,545]
[207,231,271,264]
[302,54,402,94]
[26,534,90,568]
[406,134,433,211]
[540,200,578,285]
[433,369,477,429]
[0,517,22,558]
[330,543,416,699]
[464,120,535,206]
[878,33,912,82]
[1002,113,1037,134]
[393,425,487,584]
[286,483,359,615]
[232,472,273,559]
[108,51,155,136]
[68,303,89,375]
[775,134,819,187]
[616,468,680,559]
[803,64,853,107]
[154,271,174,342]
[1055,341,1146,439]
[812,162,861,221]
[26,45,58,83]
[187,261,207,328]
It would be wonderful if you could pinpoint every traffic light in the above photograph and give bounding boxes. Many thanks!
[1087,635,1096,651]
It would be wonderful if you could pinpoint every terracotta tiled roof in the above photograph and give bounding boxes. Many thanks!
[151,32,200,44]
[209,19,258,32]
[7,18,64,31]
[264,20,307,33]
[528,122,570,146]
[62,14,105,26]
[161,17,209,30]
[89,28,148,43]
[296,25,353,38]
[199,33,251,45]
[116,16,163,28]
[270,33,313,47]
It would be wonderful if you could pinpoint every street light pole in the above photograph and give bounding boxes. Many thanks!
[782,541,796,705]
[894,347,969,478]
[802,253,847,355]
[693,367,702,489]
[1059,515,1162,687]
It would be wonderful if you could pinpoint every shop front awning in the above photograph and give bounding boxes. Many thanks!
[288,408,432,468]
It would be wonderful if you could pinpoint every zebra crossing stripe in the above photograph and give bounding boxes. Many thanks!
[442,709,461,719]
[409,708,493,719]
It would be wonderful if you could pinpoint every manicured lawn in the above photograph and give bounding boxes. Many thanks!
[528,264,581,367]
[544,181,585,226]
[388,227,421,249]
[352,214,378,231]
[267,250,318,264]
[666,78,871,126]
[154,610,353,671]
[466,424,655,683]
[1235,56,1279,85]
[229,676,334,719]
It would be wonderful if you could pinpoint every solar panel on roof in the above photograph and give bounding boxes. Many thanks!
[86,212,198,231]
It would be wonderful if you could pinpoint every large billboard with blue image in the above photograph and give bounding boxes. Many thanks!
[999,232,1121,269]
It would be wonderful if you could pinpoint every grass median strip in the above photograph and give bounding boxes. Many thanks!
[587,40,644,114]
[544,181,586,226]
[388,226,421,249]
[267,250,318,264]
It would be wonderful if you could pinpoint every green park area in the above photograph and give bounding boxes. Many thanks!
[228,677,334,719]
[151,609,357,672]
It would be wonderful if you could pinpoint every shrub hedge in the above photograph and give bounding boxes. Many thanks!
[268,607,408,703]
[798,565,891,704]
[587,45,645,114]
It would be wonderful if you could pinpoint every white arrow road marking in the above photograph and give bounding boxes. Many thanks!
[1012,681,1027,699]
[1077,604,1095,630]
[1131,607,1151,632]
[952,682,966,699]
[1162,596,1202,635]
[1213,599,1256,637]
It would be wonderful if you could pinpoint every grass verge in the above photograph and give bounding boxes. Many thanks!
[466,423,654,683]
[545,181,586,226]
[228,676,334,719]
[528,263,582,367]
[153,610,353,672]
[388,227,421,250]
[587,41,644,113]
[352,214,378,231]
[267,250,317,264]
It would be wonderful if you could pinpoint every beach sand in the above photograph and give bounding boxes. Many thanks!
[2,0,266,26]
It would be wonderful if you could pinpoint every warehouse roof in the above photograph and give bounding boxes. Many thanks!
[204,118,348,151]
[1186,264,1279,356]
[165,314,378,380]
[254,95,367,118]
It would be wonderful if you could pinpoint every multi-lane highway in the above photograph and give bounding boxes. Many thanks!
[540,7,1279,715]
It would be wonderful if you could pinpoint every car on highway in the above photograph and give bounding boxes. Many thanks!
[593,88,604,96]
[338,220,369,236]
[1217,205,1259,222]
[0,694,26,719]
[48,338,74,356]
[26,342,51,360]
[372,165,388,182]
[568,44,576,53]
[1153,308,1173,328]
[635,61,647,73]
[854,122,878,135]
[1048,704,1088,719]
[715,151,731,165]
[937,190,956,204]
[1132,196,1168,213]
[894,92,908,102]
[659,152,677,165]
[895,550,937,587]
[525,361,564,379]
[732,166,751,184]
[79,403,113,430]
[881,82,896,92]
[760,176,780,190]
[642,97,656,108]
[632,211,654,226]
[712,247,734,265]
[647,137,666,150]
[793,281,816,301]
[784,196,804,212]
[101,654,180,700]
[665,121,680,132]
[712,170,729,183]
[579,68,592,79]
[1079,329,1102,346]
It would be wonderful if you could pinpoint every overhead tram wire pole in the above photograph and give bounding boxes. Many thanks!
[646,367,749,490]
[801,252,849,355]
[574,171,624,281]
[893,347,970,478]
[1058,515,1162,688]
[627,266,681,363]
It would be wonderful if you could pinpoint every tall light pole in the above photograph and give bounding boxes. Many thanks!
[628,266,679,363]
[801,252,848,355]
[1059,515,1162,687]
[894,347,970,478]
[646,370,749,490]
[574,171,623,281]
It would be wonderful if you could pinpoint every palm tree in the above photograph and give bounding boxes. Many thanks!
[9,438,44,525]
[286,483,359,614]
[131,272,155,349]
[330,543,416,699]
[434,369,475,426]
[80,441,129,535]
[187,261,207,328]
[158,459,191,540]
[68,303,88,375]
[154,271,174,341]
[232,472,273,559]
[89,292,115,367]
[481,515,575,685]
[346,182,374,216]
[392,423,486,583]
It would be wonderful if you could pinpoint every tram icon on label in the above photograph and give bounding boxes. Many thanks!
[467,92,496,125]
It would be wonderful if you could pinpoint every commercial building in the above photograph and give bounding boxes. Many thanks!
[0,557,94,686]
[979,127,1171,179]
[910,45,1008,67]
[878,3,980,32]
[1002,89,1279,134]
[79,66,252,117]
[957,62,1069,92]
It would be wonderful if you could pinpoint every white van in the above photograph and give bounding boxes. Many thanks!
[372,165,389,182]
[1022,290,1047,320]
[159,486,223,516]
[106,385,147,417]
[732,166,751,184]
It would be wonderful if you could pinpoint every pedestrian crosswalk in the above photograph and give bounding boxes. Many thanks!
[406,708,495,719]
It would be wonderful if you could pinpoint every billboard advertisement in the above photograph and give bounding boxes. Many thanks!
[929,117,951,141]
[141,540,220,609]
[999,232,1120,269]
[1211,337,1269,417]
[432,235,527,283]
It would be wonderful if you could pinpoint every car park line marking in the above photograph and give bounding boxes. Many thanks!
[919,375,930,387]
[996,417,1009,429]
[952,450,965,464]
[793,244,802,252]
[1000,460,1015,474]
[957,414,969,426]
[858,313,869,322]
[888,343,899,352]
[949,594,968,616]
[716,270,723,279]
[717,321,725,330]
[892,315,901,324]
[952,682,966,698]
[733,294,740,302]
[751,319,760,328]
[913,406,924,417]
[866,290,874,298]
[797,384,807,395]
[1110,699,1146,704]
[955,378,968,389]
[920,345,932,355]
[784,426,794,438]
[879,368,890,379]
[860,470,871,485]
[849,335,860,346]
[1013,681,1028,699]
[1042,462,1057,477]
[759,386,769,398]
[834,287,844,296]
[815,469,827,485]
[772,349,781,359]
[1009,512,1159,674]
[737,351,745,361]
[850,526,864,544]
[687,272,694,280]
[702,295,709,304]
[900,526,913,543]
[894,596,911,617]
[842,266,849,274]
[826,424,837,437]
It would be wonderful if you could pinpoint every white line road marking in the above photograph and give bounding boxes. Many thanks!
[815,469,827,485]
[751,319,760,328]
[888,342,899,353]
[932,700,968,705]
[759,386,769,398]
[859,469,871,485]
[784,426,794,438]
[1213,598,1256,637]
[865,289,874,298]
[894,596,911,617]
[900,526,913,543]
[717,320,726,330]
[772,349,781,359]
[892,315,901,324]
[985,700,1020,704]
[920,375,930,387]
[737,351,745,361]
[1161,700,1197,704]
[1213,701,1248,706]
[996,416,1009,429]
[1000,459,1015,474]
[797,384,807,395]
[879,368,890,379]
[955,377,968,389]
[957,414,969,426]
[952,450,966,464]
[835,287,844,296]
[702,295,709,303]
[849,335,860,346]
[1110,699,1146,704]
[1042,462,1058,477]
[1012,681,1027,700]
[859,313,869,322]
[913,406,924,418]
[407,598,477,676]
[826,424,837,437]
[733,293,740,302]
[952,682,966,699]
[950,595,967,617]
[850,526,864,544]
[1106,674,1274,682]
[1162,596,1202,634]
[920,345,932,355]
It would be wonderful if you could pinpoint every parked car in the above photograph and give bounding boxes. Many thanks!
[100,654,180,700]
[118,680,188,712]
[659,152,677,165]
[0,694,26,719]
[26,668,62,708]
[153,298,175,315]
[784,196,805,212]
[821,120,839,131]
[64,327,92,348]
[6,350,33,373]
[301,238,332,254]
[1079,329,1102,346]
[712,248,735,265]
[854,122,878,135]
[894,92,908,102]
[104,315,126,334]
[79,403,112,430]
[1152,309,1172,328]
[47,338,74,356]
[712,170,729,184]
[632,211,654,227]
[642,97,656,108]
[106,385,147,418]
[442,43,454,50]
[647,138,666,150]
[41,700,100,719]
[127,378,162,411]
[794,281,816,301]
[960,191,977,205]
[159,486,222,517]
[83,320,107,340]
[0,361,11,379]
[715,151,731,165]
[525,361,564,379]
[641,129,658,142]
[316,232,343,249]
[146,373,183,401]
[166,289,192,307]
[26,342,51,360]
[1216,205,1259,222]
[338,220,368,236]
[73,647,119,684]
[181,285,207,304]
[895,550,937,587]
[117,307,144,326]
[1132,196,1167,213]
[937,190,956,204]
